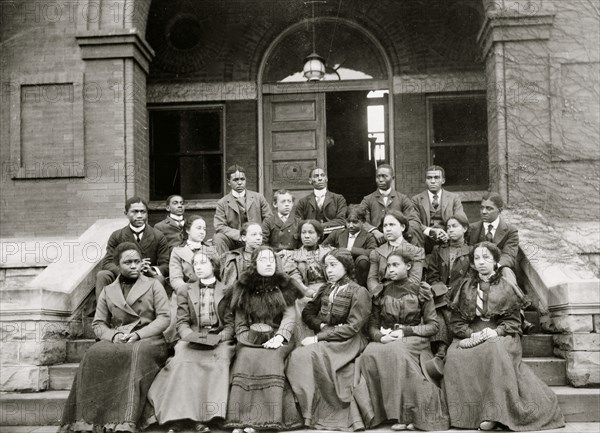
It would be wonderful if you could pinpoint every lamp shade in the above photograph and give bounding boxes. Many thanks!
[303,53,326,81]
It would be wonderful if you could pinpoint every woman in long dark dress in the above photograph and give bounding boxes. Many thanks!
[225,246,303,432]
[60,242,170,433]
[444,242,565,431]
[145,251,235,433]
[286,249,371,431]
[354,250,449,431]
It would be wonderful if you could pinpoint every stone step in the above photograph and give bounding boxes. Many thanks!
[523,357,567,386]
[522,334,554,357]
[2,387,598,426]
[47,364,78,391]
[65,339,95,363]
[523,310,541,333]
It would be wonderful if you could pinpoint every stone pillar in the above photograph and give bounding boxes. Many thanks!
[76,30,154,200]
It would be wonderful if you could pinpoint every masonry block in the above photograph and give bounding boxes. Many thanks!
[19,340,66,365]
[593,314,600,333]
[0,365,49,392]
[552,315,594,333]
[0,341,20,364]
[554,333,600,352]
[565,351,600,387]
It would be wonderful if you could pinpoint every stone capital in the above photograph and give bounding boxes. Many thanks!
[76,30,155,74]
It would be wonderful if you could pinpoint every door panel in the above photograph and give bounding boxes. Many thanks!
[263,93,326,203]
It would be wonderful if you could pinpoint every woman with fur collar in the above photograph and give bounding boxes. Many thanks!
[225,246,303,432]
[444,242,564,432]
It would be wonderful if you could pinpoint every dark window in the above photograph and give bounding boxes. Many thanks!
[150,107,224,200]
[428,95,488,190]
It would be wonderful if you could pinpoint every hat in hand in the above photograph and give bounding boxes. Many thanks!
[237,323,274,348]
[420,351,444,387]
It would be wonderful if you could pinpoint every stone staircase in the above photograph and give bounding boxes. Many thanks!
[1,323,599,427]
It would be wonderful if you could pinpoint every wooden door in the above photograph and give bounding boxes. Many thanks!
[263,93,326,203]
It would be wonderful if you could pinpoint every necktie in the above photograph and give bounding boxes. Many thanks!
[381,192,389,206]
[432,193,439,210]
[316,195,324,209]
[280,215,287,223]
[133,231,143,243]
[236,197,246,217]
[486,224,494,242]
[476,284,485,316]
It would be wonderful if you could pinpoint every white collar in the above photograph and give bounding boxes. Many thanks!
[427,189,442,201]
[200,276,217,286]
[314,188,327,199]
[486,217,500,231]
[231,190,246,199]
[278,213,290,221]
[130,224,145,233]
[378,187,393,196]
[169,213,184,221]
[348,230,360,238]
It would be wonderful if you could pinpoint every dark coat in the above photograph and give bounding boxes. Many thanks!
[101,225,170,278]
[411,189,467,233]
[294,190,347,229]
[367,241,425,296]
[176,279,234,342]
[154,216,185,249]
[468,216,519,269]
[322,228,378,259]
[262,213,301,251]
[214,190,273,242]
[360,189,422,245]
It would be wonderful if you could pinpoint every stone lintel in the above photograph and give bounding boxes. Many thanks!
[548,280,600,315]
[76,30,155,74]
[478,12,555,60]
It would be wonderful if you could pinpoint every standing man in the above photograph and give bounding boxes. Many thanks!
[154,194,186,250]
[360,164,422,245]
[294,168,347,235]
[412,165,467,253]
[95,197,170,300]
[213,164,272,255]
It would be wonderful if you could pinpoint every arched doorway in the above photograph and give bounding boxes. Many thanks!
[258,18,393,204]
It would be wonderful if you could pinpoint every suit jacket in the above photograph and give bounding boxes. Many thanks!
[469,216,519,269]
[262,214,301,251]
[426,243,472,296]
[367,241,425,296]
[411,189,467,234]
[154,216,185,249]
[322,229,378,259]
[169,243,218,294]
[101,225,170,278]
[93,275,170,341]
[220,248,249,289]
[294,190,347,229]
[360,190,423,245]
[214,190,272,241]
[176,280,234,341]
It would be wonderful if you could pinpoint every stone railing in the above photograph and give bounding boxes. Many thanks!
[505,208,600,387]
[0,219,126,391]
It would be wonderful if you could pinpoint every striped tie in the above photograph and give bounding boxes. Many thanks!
[476,284,485,317]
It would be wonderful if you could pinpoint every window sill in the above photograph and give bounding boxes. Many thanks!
[149,200,219,211]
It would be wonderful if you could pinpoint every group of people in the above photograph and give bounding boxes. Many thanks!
[59,164,565,433]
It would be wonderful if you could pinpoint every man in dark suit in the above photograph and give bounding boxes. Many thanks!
[154,194,186,250]
[95,197,170,300]
[323,205,378,287]
[262,189,301,251]
[469,192,519,269]
[213,164,272,255]
[294,168,347,235]
[359,164,422,245]
[412,165,467,253]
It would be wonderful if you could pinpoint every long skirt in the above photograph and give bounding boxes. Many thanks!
[444,334,565,431]
[59,336,168,433]
[286,333,366,431]
[353,336,449,431]
[293,282,323,345]
[225,343,303,430]
[144,340,236,427]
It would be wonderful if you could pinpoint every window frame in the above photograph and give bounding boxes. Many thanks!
[148,104,226,203]
[426,92,488,191]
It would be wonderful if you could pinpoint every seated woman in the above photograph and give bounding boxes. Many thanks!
[425,214,471,360]
[444,242,564,431]
[281,219,333,342]
[286,249,371,431]
[226,246,303,432]
[354,250,449,431]
[221,222,264,288]
[169,215,217,295]
[367,210,425,297]
[60,242,170,433]
[145,251,235,433]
